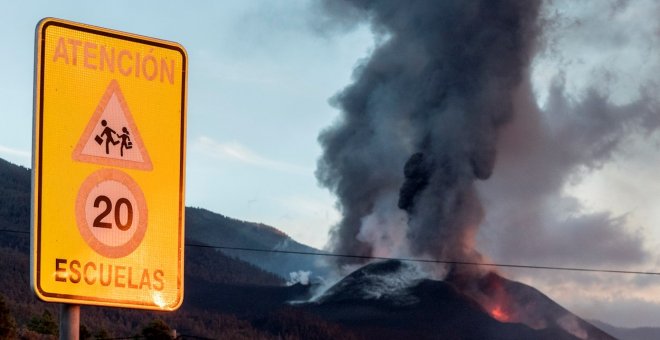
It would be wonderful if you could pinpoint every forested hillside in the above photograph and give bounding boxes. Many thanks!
[0,159,30,231]
[186,207,330,279]
[0,158,355,339]
[0,156,330,281]
[0,239,355,339]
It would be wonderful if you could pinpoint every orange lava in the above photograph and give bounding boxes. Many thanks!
[490,306,510,322]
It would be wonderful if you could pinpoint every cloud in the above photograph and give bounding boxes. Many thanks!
[476,0,660,273]
[533,0,660,105]
[0,145,30,162]
[511,270,660,328]
[195,136,312,175]
[578,296,660,328]
[466,0,660,328]
[477,75,656,269]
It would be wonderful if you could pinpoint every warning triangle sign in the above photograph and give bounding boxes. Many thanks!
[73,79,153,171]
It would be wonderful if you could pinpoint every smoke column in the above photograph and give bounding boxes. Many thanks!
[316,0,541,268]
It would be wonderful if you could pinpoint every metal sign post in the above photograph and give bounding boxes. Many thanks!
[59,304,80,340]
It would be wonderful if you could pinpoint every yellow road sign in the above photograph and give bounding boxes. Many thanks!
[31,18,187,310]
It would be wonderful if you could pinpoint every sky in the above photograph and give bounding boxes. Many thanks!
[0,0,372,249]
[2,0,660,329]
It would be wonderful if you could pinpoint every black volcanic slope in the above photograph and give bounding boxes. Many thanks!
[447,269,615,340]
[0,158,618,339]
[303,260,615,340]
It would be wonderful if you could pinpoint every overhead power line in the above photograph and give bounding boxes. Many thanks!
[1,228,659,276]
[188,243,660,276]
[0,228,29,234]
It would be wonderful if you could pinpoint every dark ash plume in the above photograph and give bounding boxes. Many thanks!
[316,0,541,267]
[398,152,433,212]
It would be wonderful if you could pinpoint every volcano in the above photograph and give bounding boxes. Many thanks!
[302,260,614,340]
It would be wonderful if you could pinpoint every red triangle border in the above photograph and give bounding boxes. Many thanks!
[72,79,153,171]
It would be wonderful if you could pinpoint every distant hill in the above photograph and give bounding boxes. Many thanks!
[0,157,621,339]
[0,157,292,290]
[0,158,30,232]
[186,207,331,280]
[0,156,330,281]
[589,320,660,340]
[0,157,354,338]
[0,159,32,256]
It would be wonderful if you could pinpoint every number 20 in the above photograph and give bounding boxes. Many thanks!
[93,195,133,231]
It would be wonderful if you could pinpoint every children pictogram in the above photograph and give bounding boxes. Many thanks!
[118,127,133,157]
[96,120,119,155]
[73,79,153,171]
[94,121,133,157]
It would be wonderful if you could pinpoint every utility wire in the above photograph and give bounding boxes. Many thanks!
[0,228,29,234]
[2,228,660,276]
[187,243,660,276]
[98,334,216,339]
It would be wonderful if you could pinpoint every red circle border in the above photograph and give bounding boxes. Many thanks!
[75,169,148,258]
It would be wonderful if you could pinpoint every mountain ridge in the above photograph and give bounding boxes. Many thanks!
[0,157,647,339]
[0,156,328,280]
[186,206,331,279]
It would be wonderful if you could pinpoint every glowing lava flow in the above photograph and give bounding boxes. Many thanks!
[490,306,511,322]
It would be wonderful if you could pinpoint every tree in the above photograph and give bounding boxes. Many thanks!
[27,309,58,335]
[94,328,110,339]
[0,295,17,339]
[79,323,92,340]
[141,319,173,340]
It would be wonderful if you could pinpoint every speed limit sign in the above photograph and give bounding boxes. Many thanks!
[75,169,148,259]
